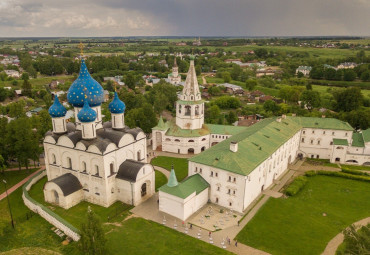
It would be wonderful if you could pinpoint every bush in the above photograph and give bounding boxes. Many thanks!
[304,170,317,177]
[284,176,308,196]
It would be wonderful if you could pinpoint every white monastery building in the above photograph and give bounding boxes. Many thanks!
[152,55,246,155]
[43,59,154,209]
[156,59,370,220]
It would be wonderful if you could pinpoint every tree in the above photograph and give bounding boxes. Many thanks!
[124,72,136,90]
[8,100,26,118]
[0,87,9,102]
[300,90,321,111]
[0,155,5,174]
[125,103,157,133]
[343,69,357,81]
[230,65,242,80]
[263,100,280,114]
[333,87,363,112]
[360,70,370,82]
[205,105,221,124]
[79,207,107,255]
[22,73,32,97]
[337,224,370,255]
[324,68,337,80]
[297,72,304,78]
[227,111,238,124]
[254,48,268,58]
[245,80,257,91]
[309,66,324,79]
[6,117,40,170]
[105,80,114,92]
[222,72,231,83]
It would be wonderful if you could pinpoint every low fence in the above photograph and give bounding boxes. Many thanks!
[22,170,81,241]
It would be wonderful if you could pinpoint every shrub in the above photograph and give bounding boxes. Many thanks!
[284,176,308,196]
[304,170,317,177]
[315,170,370,182]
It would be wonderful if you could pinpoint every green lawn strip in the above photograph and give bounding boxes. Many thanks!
[151,156,188,181]
[155,170,168,191]
[0,168,39,194]
[236,176,370,255]
[340,164,370,171]
[106,217,232,255]
[0,185,72,254]
[28,177,132,228]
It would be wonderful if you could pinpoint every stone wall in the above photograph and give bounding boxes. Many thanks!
[22,170,81,241]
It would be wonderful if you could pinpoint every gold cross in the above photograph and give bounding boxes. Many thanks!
[78,42,84,57]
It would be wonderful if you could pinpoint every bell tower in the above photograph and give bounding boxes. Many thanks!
[175,56,204,130]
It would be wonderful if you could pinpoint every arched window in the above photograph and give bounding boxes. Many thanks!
[188,140,194,142]
[137,151,141,161]
[195,105,199,115]
[67,157,72,169]
[165,138,171,141]
[95,165,99,176]
[110,163,114,175]
[202,138,206,141]
[111,187,115,194]
[175,139,180,142]
[185,105,191,116]
[51,154,56,164]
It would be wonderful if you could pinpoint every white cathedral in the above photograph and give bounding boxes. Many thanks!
[43,59,154,209]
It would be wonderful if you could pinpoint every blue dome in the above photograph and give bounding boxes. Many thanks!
[67,59,104,107]
[48,95,67,118]
[77,99,97,123]
[109,92,126,114]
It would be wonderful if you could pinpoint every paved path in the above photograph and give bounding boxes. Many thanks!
[154,166,170,178]
[321,217,370,255]
[0,166,44,201]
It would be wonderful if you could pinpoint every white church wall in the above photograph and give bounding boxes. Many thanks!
[159,191,186,220]
[162,135,209,154]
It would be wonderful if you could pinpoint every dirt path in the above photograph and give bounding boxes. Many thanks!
[321,217,370,255]
[0,167,44,201]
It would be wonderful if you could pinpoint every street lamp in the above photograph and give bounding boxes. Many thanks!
[3,180,14,229]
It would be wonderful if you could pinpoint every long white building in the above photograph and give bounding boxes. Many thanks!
[159,115,370,220]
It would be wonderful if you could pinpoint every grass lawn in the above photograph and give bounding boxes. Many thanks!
[340,164,370,171]
[236,176,370,255]
[28,177,132,228]
[155,170,168,191]
[151,156,188,182]
[105,217,232,255]
[0,168,39,194]
[304,158,340,168]
[0,185,74,254]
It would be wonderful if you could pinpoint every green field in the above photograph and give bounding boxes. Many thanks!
[236,175,370,255]
[151,156,188,182]
[155,170,168,191]
[0,75,74,90]
[0,168,39,194]
[105,217,232,255]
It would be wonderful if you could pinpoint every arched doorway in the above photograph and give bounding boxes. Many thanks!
[335,157,340,162]
[363,162,370,166]
[201,146,206,152]
[298,153,303,160]
[188,148,194,154]
[211,142,218,146]
[261,185,265,191]
[141,183,147,197]
[53,190,59,204]
[155,132,162,151]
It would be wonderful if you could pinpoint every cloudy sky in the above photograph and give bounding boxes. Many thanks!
[0,0,369,37]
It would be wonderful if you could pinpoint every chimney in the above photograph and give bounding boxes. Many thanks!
[230,141,238,152]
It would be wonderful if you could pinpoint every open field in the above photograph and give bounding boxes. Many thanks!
[0,168,38,194]
[236,175,370,255]
[0,75,74,90]
[151,156,188,182]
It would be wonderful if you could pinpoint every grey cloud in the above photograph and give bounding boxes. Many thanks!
[0,0,369,37]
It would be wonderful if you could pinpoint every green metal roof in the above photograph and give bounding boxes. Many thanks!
[362,129,370,143]
[177,100,205,105]
[164,119,210,137]
[289,116,354,131]
[167,168,179,187]
[207,124,247,135]
[189,118,302,176]
[152,116,168,131]
[351,133,365,147]
[159,174,209,199]
[333,138,349,146]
